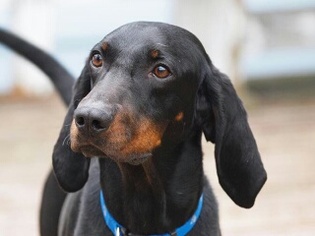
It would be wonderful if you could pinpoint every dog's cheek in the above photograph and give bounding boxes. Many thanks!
[119,119,166,156]
[103,112,131,145]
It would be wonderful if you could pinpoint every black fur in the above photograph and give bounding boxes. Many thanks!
[0,22,267,235]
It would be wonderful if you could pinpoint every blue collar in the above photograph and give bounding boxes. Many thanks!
[100,190,203,236]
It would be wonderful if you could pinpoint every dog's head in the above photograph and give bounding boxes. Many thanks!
[53,22,266,208]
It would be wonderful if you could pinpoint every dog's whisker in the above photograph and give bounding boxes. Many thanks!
[62,134,71,146]
[67,137,71,146]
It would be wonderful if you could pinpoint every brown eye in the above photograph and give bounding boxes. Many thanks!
[153,65,171,79]
[91,53,103,68]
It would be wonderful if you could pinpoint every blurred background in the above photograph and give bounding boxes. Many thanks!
[0,0,315,235]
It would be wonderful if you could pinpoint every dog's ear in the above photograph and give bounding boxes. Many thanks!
[53,66,91,192]
[196,63,267,208]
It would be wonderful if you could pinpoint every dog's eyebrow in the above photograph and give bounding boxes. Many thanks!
[101,42,109,51]
[150,49,160,59]
[149,44,169,60]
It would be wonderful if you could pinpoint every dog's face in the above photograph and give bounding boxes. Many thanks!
[53,22,266,208]
[70,23,205,164]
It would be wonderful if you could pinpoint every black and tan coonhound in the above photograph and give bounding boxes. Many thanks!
[0,22,267,236]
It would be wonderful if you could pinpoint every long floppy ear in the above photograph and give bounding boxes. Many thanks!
[196,63,267,208]
[53,66,91,192]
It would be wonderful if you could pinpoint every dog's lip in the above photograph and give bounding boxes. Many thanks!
[79,145,107,158]
[78,144,152,165]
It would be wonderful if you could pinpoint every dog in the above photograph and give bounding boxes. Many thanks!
[0,22,267,236]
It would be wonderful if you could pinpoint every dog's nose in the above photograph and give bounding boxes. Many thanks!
[74,106,114,134]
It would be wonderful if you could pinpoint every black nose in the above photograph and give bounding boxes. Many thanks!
[74,106,114,134]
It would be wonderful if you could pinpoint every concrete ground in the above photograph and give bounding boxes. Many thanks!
[0,94,315,235]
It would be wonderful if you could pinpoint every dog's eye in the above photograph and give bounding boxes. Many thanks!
[153,65,171,79]
[91,53,103,68]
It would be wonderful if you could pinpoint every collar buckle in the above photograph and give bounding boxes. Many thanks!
[115,227,121,236]
[116,226,130,236]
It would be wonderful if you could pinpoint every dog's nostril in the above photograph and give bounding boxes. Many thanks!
[92,119,106,130]
[74,106,115,133]
[75,116,85,127]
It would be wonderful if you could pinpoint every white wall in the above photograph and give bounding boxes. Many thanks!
[173,0,245,81]
[0,0,242,95]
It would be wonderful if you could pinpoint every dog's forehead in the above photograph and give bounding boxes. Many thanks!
[101,22,197,53]
[104,24,165,49]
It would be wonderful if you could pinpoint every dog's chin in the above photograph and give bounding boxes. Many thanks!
[79,146,107,158]
[76,145,151,165]
[124,153,152,165]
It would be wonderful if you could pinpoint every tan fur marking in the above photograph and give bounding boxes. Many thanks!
[119,118,165,156]
[98,111,165,156]
[102,112,130,144]
[175,112,184,122]
[69,109,166,159]
[70,120,80,152]
[101,42,108,51]
[150,49,160,59]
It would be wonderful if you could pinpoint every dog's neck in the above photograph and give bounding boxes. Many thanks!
[99,131,204,234]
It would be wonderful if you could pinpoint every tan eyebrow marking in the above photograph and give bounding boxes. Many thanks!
[101,42,109,51]
[150,49,160,59]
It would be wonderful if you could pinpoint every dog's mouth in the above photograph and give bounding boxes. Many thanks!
[68,102,188,165]
[77,144,153,165]
[70,113,167,165]
[79,145,107,158]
